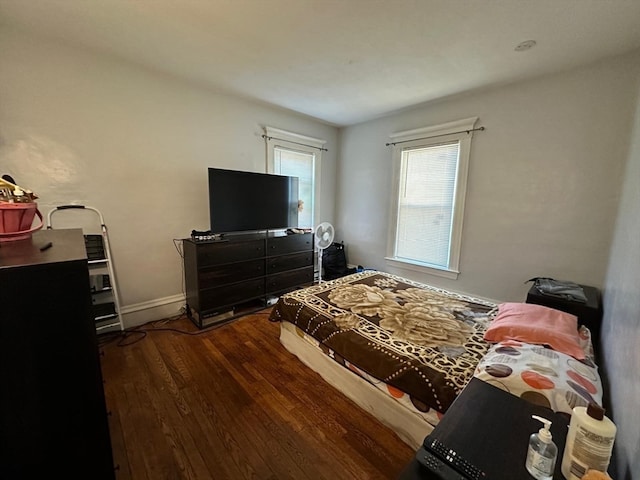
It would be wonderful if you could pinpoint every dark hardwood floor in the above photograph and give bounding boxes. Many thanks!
[99,309,414,480]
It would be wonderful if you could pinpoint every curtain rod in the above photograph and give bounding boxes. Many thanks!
[262,134,328,152]
[386,126,485,146]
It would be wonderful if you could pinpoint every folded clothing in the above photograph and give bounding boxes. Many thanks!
[484,302,585,360]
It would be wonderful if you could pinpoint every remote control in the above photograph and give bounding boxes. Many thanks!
[416,446,468,480]
[423,436,486,480]
[190,230,224,242]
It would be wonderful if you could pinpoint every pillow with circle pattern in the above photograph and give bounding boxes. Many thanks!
[484,302,585,360]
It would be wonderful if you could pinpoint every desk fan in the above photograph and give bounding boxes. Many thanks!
[314,222,335,283]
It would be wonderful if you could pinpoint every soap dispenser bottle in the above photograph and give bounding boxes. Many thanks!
[525,415,558,480]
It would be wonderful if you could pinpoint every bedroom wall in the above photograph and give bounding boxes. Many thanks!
[336,50,640,304]
[601,79,640,479]
[0,26,338,326]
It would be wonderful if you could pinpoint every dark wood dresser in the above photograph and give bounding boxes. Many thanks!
[0,229,114,479]
[183,232,314,328]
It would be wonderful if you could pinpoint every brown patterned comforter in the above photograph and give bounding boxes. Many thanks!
[269,271,497,414]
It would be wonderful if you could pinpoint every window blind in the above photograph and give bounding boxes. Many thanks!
[395,141,460,268]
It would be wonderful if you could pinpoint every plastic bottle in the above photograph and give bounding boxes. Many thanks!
[526,415,558,480]
[561,403,616,480]
[11,186,29,202]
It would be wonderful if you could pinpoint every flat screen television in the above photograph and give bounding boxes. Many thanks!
[208,167,299,234]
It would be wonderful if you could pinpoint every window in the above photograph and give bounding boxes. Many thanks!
[386,117,478,279]
[273,147,315,228]
[265,127,325,229]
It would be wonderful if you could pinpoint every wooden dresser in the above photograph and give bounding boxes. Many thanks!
[183,232,314,328]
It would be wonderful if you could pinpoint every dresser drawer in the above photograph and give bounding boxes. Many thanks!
[199,259,265,289]
[266,267,314,294]
[267,233,313,256]
[266,252,314,274]
[197,239,265,267]
[200,278,265,312]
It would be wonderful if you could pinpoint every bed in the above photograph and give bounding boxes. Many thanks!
[268,271,603,449]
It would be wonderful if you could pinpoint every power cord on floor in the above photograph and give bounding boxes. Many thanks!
[97,307,274,348]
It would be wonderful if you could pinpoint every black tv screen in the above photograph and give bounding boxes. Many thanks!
[208,168,299,233]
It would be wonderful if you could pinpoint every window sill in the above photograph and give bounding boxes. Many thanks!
[384,257,460,280]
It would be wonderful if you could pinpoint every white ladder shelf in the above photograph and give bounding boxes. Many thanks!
[47,205,124,333]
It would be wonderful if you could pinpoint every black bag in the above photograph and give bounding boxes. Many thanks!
[527,277,587,303]
[322,242,357,280]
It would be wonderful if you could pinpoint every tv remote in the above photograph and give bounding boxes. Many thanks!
[191,230,224,242]
[416,446,468,480]
[423,436,486,480]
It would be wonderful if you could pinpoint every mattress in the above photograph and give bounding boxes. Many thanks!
[278,320,437,449]
[269,271,604,448]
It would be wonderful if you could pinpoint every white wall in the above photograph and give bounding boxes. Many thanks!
[0,26,338,326]
[337,51,640,303]
[601,76,640,479]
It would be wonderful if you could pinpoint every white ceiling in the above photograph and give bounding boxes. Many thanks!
[2,0,640,126]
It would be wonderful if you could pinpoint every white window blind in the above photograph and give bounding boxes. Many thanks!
[396,141,459,268]
[273,147,315,229]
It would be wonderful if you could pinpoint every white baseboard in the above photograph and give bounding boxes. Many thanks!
[119,293,186,329]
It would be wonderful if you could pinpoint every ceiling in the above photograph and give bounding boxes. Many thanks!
[2,0,640,126]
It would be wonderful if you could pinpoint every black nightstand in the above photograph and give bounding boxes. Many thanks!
[398,378,570,480]
[526,283,603,347]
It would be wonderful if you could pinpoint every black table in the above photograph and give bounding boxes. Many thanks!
[398,378,570,480]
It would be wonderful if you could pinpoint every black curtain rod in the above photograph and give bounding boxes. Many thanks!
[386,126,485,146]
[262,134,328,152]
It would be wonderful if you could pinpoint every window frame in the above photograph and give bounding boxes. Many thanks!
[264,126,325,229]
[385,117,478,280]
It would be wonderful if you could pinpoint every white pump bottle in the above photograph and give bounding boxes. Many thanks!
[525,415,558,480]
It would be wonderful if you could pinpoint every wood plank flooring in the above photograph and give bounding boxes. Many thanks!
[99,310,414,480]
